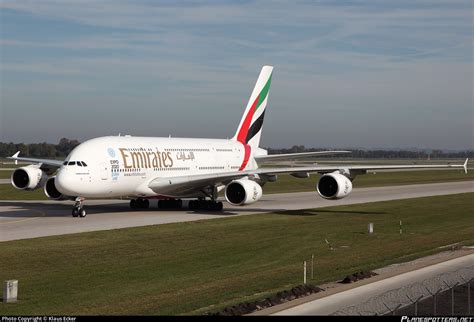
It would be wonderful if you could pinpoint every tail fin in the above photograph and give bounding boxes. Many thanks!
[232,65,273,148]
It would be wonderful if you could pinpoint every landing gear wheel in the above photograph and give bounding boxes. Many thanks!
[158,199,182,210]
[188,200,224,212]
[72,197,86,218]
[130,198,150,210]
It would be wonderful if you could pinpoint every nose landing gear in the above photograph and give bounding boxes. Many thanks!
[72,197,86,218]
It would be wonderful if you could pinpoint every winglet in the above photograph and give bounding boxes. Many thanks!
[463,158,468,174]
[11,151,20,165]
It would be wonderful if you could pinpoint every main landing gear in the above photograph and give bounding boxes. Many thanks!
[158,198,224,211]
[158,199,182,210]
[189,199,223,211]
[128,198,224,212]
[72,197,86,218]
[130,198,150,209]
[189,186,223,211]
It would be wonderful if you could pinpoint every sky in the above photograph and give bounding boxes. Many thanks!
[0,0,472,150]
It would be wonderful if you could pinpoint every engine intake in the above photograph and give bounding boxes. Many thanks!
[44,177,72,200]
[317,172,353,200]
[225,179,262,206]
[11,165,48,190]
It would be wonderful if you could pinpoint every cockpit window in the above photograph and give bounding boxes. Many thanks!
[63,161,87,166]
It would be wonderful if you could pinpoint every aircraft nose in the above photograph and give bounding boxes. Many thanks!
[55,170,76,196]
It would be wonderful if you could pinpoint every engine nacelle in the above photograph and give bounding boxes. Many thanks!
[225,179,263,206]
[317,172,353,200]
[11,165,48,190]
[44,176,72,200]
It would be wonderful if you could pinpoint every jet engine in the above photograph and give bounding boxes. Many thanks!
[11,165,48,190]
[225,179,263,206]
[316,172,353,200]
[44,176,72,200]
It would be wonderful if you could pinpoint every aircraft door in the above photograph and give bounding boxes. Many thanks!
[99,163,109,180]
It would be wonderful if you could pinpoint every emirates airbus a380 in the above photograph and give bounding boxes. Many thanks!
[9,66,468,217]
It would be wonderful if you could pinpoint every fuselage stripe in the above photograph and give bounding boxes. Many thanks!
[239,143,251,171]
[236,94,259,144]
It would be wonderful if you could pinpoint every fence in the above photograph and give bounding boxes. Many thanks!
[332,266,474,316]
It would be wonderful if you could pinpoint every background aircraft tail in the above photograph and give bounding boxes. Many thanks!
[232,65,273,148]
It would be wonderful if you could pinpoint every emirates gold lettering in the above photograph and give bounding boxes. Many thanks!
[119,148,132,169]
[119,148,175,169]
[152,152,159,168]
[156,151,162,167]
[162,151,168,167]
[130,151,144,168]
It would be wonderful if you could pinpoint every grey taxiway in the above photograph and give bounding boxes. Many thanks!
[0,181,473,242]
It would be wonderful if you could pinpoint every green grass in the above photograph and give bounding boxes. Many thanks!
[1,193,473,315]
[0,171,13,179]
[0,184,46,200]
[0,164,20,169]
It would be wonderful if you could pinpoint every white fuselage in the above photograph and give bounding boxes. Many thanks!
[55,136,260,198]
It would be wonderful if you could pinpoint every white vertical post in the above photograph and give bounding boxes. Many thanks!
[3,280,18,303]
[311,254,314,280]
[303,261,307,284]
[368,223,374,234]
[400,220,402,235]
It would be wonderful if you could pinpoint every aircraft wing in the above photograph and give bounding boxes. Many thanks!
[148,159,468,196]
[255,150,351,163]
[253,160,468,176]
[7,151,63,172]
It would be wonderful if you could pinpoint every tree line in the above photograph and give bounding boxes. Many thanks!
[0,138,80,158]
[0,140,471,159]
